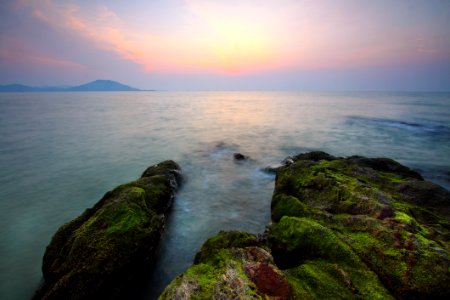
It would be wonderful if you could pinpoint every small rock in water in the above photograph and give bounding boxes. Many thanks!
[233,153,247,160]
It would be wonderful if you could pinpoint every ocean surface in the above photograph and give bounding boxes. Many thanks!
[0,91,449,299]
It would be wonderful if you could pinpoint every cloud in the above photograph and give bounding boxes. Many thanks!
[22,1,152,70]
[10,0,450,77]
[0,34,89,71]
[20,0,284,74]
[417,48,438,54]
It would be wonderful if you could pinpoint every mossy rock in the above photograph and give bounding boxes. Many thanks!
[160,231,290,300]
[285,259,393,300]
[270,152,450,299]
[194,230,261,264]
[271,194,309,222]
[269,217,360,267]
[34,160,182,300]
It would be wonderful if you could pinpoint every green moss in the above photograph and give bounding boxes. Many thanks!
[106,204,147,234]
[269,216,359,267]
[285,260,393,300]
[272,194,308,222]
[197,248,235,268]
[73,186,151,235]
[409,253,450,295]
[159,249,262,300]
[270,154,450,298]
[342,226,450,298]
[194,231,260,264]
[185,263,217,299]
[378,171,410,183]
[141,160,180,178]
[108,182,136,196]
[286,261,356,299]
[394,211,417,227]
[158,266,211,300]
[274,159,397,218]
[141,176,170,210]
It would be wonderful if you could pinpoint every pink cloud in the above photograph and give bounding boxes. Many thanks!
[0,35,89,71]
[26,2,160,71]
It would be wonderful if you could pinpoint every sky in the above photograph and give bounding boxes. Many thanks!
[0,0,450,91]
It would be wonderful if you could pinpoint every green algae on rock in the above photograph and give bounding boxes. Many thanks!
[270,152,450,299]
[159,231,290,299]
[33,160,182,300]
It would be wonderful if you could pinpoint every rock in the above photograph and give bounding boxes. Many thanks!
[160,231,289,300]
[194,230,260,264]
[233,152,248,160]
[141,160,184,189]
[159,151,450,299]
[293,151,337,162]
[33,160,182,300]
[346,156,424,180]
[244,262,290,299]
[270,152,450,299]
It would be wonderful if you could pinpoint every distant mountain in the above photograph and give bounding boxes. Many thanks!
[0,80,140,92]
[67,80,139,91]
[0,84,39,92]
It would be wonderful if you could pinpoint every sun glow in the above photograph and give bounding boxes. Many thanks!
[6,0,450,85]
[204,19,273,74]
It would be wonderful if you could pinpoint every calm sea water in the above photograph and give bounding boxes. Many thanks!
[0,91,449,299]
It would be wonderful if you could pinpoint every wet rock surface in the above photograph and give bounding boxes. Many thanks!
[34,161,182,300]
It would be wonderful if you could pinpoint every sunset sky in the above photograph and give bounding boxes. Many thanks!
[1,0,449,90]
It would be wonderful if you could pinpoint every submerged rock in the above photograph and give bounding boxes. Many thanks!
[233,152,248,160]
[34,160,182,300]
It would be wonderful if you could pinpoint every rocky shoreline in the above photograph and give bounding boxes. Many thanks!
[34,152,450,299]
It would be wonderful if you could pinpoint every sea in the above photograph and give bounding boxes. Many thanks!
[0,91,449,299]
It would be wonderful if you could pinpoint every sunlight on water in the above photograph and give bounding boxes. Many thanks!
[0,91,449,299]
